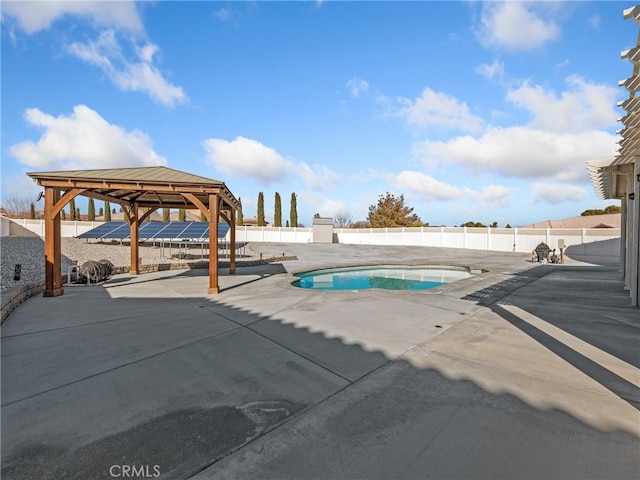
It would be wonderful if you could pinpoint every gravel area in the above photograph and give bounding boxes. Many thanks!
[1,237,244,291]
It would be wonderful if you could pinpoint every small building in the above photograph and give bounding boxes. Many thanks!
[312,217,334,243]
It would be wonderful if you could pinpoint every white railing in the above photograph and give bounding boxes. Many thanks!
[2,218,620,257]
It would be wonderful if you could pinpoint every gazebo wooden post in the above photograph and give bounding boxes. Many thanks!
[229,207,236,274]
[208,193,220,293]
[43,187,64,297]
[129,203,140,275]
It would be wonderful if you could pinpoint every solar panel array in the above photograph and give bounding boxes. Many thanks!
[78,222,230,240]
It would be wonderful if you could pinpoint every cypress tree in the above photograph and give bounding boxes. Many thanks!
[200,211,206,222]
[99,207,104,217]
[104,201,111,221]
[69,198,76,220]
[76,207,81,220]
[88,198,96,221]
[286,220,289,228]
[290,192,298,228]
[29,202,36,219]
[61,210,66,220]
[257,192,265,226]
[237,197,244,226]
[179,208,186,222]
[163,208,170,222]
[274,192,282,227]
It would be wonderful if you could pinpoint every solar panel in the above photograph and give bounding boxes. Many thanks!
[77,222,129,239]
[78,222,230,239]
[156,222,190,238]
[180,223,210,239]
[138,222,167,238]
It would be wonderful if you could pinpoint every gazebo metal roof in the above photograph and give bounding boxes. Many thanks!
[27,166,241,211]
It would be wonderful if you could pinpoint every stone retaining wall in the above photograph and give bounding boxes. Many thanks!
[1,280,45,324]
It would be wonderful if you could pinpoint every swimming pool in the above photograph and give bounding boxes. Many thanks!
[292,265,472,291]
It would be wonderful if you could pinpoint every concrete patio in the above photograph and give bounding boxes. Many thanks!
[2,243,638,479]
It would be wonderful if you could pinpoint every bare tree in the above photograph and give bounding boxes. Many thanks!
[1,196,32,218]
[333,211,353,228]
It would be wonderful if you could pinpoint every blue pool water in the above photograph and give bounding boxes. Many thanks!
[293,266,472,291]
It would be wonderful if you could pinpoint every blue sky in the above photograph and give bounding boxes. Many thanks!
[1,1,634,227]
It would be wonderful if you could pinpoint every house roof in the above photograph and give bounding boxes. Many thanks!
[523,213,622,229]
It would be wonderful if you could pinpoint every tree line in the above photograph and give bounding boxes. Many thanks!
[244,192,299,227]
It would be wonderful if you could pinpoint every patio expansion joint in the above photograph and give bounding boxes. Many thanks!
[183,342,399,479]
[419,349,632,402]
[0,324,243,408]
[0,305,190,339]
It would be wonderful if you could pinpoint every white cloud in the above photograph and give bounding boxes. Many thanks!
[299,163,339,190]
[533,183,587,204]
[346,77,369,98]
[203,136,338,190]
[1,174,42,202]
[413,127,617,183]
[297,192,347,219]
[506,76,618,132]
[203,136,291,186]
[68,30,188,107]
[466,185,516,208]
[475,59,504,82]
[393,171,463,201]
[1,1,143,34]
[477,2,560,51]
[214,8,234,23]
[588,14,601,29]
[9,105,167,170]
[395,87,484,133]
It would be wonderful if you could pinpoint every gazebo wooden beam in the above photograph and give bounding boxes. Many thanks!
[43,187,63,297]
[129,203,140,275]
[52,188,87,218]
[34,179,226,195]
[182,193,237,279]
[208,194,220,294]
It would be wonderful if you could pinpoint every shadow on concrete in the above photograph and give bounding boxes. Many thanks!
[463,264,639,410]
[2,262,639,480]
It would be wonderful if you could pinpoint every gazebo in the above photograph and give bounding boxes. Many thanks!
[27,166,240,297]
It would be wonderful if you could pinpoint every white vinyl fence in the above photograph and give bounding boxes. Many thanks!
[2,218,621,258]
[332,226,620,254]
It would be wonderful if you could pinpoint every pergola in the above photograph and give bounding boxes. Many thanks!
[27,166,240,297]
[587,5,640,307]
